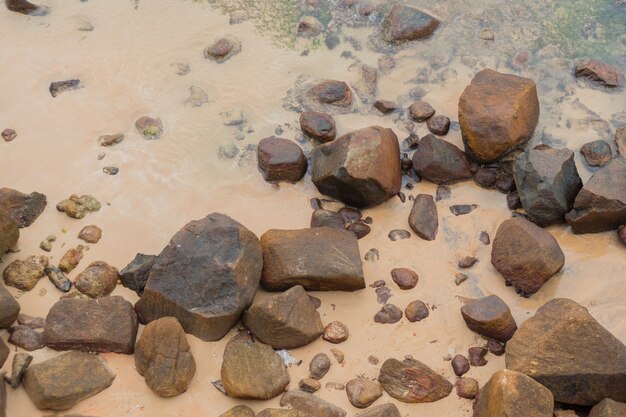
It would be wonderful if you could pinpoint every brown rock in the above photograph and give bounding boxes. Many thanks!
[451,354,469,376]
[306,80,353,107]
[7,352,33,388]
[616,128,626,156]
[459,69,540,163]
[374,100,397,114]
[309,353,331,380]
[323,321,349,344]
[0,284,20,328]
[390,268,418,289]
[474,167,498,188]
[575,59,624,88]
[257,137,307,183]
[0,211,18,254]
[619,225,626,247]
[135,116,163,139]
[348,222,371,239]
[44,296,138,354]
[280,391,347,417]
[331,348,344,364]
[8,325,44,351]
[257,409,307,417]
[581,140,613,167]
[97,133,124,146]
[469,346,488,366]
[427,115,451,135]
[300,111,336,143]
[354,403,401,417]
[74,261,119,298]
[3,255,48,291]
[346,377,383,408]
[5,0,48,16]
[0,339,8,368]
[2,128,17,142]
[0,188,47,228]
[408,194,438,240]
[381,4,440,43]
[219,405,256,417]
[378,358,453,403]
[204,35,242,62]
[412,134,473,184]
[458,256,478,268]
[299,377,321,393]
[409,101,435,122]
[491,217,565,296]
[405,300,429,322]
[455,377,479,399]
[310,209,344,229]
[78,225,102,243]
[589,398,626,417]
[460,295,517,342]
[119,253,156,296]
[374,304,403,324]
[58,246,85,273]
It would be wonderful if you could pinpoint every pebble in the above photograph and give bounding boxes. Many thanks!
[98,133,124,146]
[506,191,522,210]
[323,321,349,344]
[388,229,411,241]
[374,304,403,324]
[103,166,119,175]
[330,348,345,364]
[455,377,479,399]
[299,378,321,393]
[309,353,331,380]
[458,256,478,268]
[49,79,82,97]
[487,338,506,356]
[405,300,429,322]
[326,382,345,390]
[346,377,383,408]
[368,355,379,365]
[374,100,397,114]
[468,346,488,366]
[450,205,478,216]
[375,285,392,305]
[364,248,379,262]
[390,268,418,289]
[435,185,451,201]
[451,354,470,376]
[2,129,17,142]
[454,273,468,285]
[427,115,451,135]
[480,29,495,40]
[479,231,490,245]
[78,225,102,243]
[409,101,435,122]
[135,116,163,139]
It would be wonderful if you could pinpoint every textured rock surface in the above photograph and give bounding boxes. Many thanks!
[0,211,19,254]
[575,59,625,88]
[408,193,438,240]
[257,137,308,183]
[280,391,347,417]
[0,188,46,227]
[78,225,102,243]
[219,405,256,417]
[589,399,626,417]
[0,284,20,328]
[74,261,119,298]
[460,295,517,342]
[381,4,440,43]
[300,111,336,143]
[346,377,383,408]
[135,213,262,341]
[309,353,331,380]
[58,246,85,273]
[378,358,453,403]
[3,255,48,291]
[354,403,401,417]
[8,325,44,351]
[119,253,156,296]
[412,134,473,184]
[390,268,418,289]
[581,140,613,167]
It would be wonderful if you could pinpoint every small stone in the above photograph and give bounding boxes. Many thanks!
[368,355,379,365]
[458,256,478,269]
[204,35,242,62]
[408,101,435,122]
[49,79,82,97]
[580,140,613,167]
[58,246,85,273]
[219,405,256,417]
[479,231,490,245]
[2,129,17,142]
[135,116,163,139]
[388,229,410,241]
[451,355,470,376]
[7,353,33,388]
[257,137,307,183]
[347,222,371,239]
[3,255,49,291]
[450,204,478,215]
[390,268,418,289]
[102,166,119,175]
[8,325,44,351]
[310,209,344,229]
[507,191,522,209]
[375,285,392,305]
[364,248,379,262]
[309,353,331,380]
[405,300,429,322]
[56,194,101,219]
[575,59,624,88]
[338,206,362,224]
[479,29,495,40]
[40,239,52,252]
[408,194,438,241]
[412,135,472,184]
[436,185,451,201]
[98,134,124,146]
[378,358,453,403]
[382,4,440,43]
[306,80,353,108]
[299,378,321,393]
[374,100,397,114]
[427,115,451,135]
[461,295,517,342]
[323,321,349,344]
[454,273,468,285]
[346,377,383,408]
[374,304,403,324]
[455,378,479,399]
[119,253,156,295]
[616,128,626,156]
[468,347,488,366]
[300,111,336,143]
[330,348,345,364]
[78,225,102,243]
[45,266,72,292]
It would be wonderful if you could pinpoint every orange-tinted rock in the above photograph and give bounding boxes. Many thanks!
[460,295,517,342]
[78,225,102,243]
[58,246,85,273]
[300,111,336,143]
[0,284,20,329]
[0,211,18,254]
[280,391,346,417]
[575,59,624,88]
[378,358,452,403]
[589,399,626,417]
[390,268,418,289]
[381,4,440,43]
[74,261,119,298]
[257,137,307,183]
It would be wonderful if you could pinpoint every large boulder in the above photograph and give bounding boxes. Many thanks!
[459,69,540,163]
[381,4,440,43]
[44,296,138,354]
[460,295,517,342]
[408,194,438,240]
[378,358,453,403]
[474,370,553,417]
[0,188,47,227]
[260,228,365,291]
[514,147,582,226]
[280,391,346,417]
[590,399,626,417]
[0,211,18,254]
[22,351,115,410]
[412,134,473,184]
[243,285,323,349]
[491,217,564,296]
[311,126,402,208]
[135,213,262,341]
[565,157,626,233]
[506,298,626,405]
[0,284,20,328]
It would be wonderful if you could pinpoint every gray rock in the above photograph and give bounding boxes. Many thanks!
[119,253,156,296]
[408,194,438,240]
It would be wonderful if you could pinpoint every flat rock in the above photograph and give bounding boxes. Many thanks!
[3,255,48,291]
[260,228,364,291]
[219,406,256,417]
[575,59,624,88]
[590,399,626,417]
[135,213,262,341]
[311,126,402,208]
[299,377,321,393]
[306,80,353,108]
[0,211,19,254]
[381,4,440,43]
[44,296,138,354]
[300,111,336,143]
[49,79,82,97]
[459,69,539,163]
[0,188,46,227]
[8,325,44,351]
[378,358,453,403]
[98,133,124,146]
[204,35,242,62]
[460,295,517,342]
[565,157,626,233]
[45,266,72,292]
[280,391,346,417]
[506,298,626,405]
[0,284,20,328]
[119,253,156,296]
[346,377,383,408]
[2,128,17,142]
[491,217,564,296]
[257,137,307,183]
[354,403,401,417]
[374,100,397,114]
[22,351,115,411]
[412,134,473,184]
[408,193,438,240]
[74,261,119,298]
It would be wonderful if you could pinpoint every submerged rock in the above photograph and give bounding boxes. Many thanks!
[49,79,82,97]
[575,59,624,88]
[412,134,473,184]
[390,268,418,290]
[581,140,613,167]
[408,193,438,240]
[381,4,440,43]
[135,116,163,139]
[378,358,452,403]
[300,111,336,143]
[257,137,307,183]
[119,253,156,296]
[280,391,346,417]
[74,261,119,298]
[56,194,101,219]
[0,284,20,328]
[297,16,323,38]
[204,35,242,62]
[306,80,353,108]
[0,188,46,228]
[460,295,517,342]
[3,255,48,291]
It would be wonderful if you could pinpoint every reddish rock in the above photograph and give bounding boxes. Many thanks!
[1,128,17,142]
[5,0,48,16]
[468,346,488,366]
[381,4,440,43]
[323,321,349,344]
[306,80,353,107]
[408,193,438,240]
[390,268,418,289]
[412,134,473,184]
[460,295,517,342]
[299,377,321,393]
[374,304,403,324]
[354,404,401,417]
[408,101,435,122]
[0,188,47,228]
[427,115,451,135]
[451,354,470,376]
[74,261,119,298]
[300,111,336,143]
[257,137,307,183]
[204,35,242,62]
[575,59,624,88]
[374,100,397,114]
[378,358,452,403]
[78,225,102,243]
[474,167,498,188]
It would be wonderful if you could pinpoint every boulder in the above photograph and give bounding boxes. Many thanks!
[506,298,626,405]
[381,4,440,43]
[135,317,195,397]
[280,391,346,417]
[243,285,323,349]
[22,351,115,411]
[0,284,20,328]
[0,188,46,227]
[378,358,453,403]
[300,111,336,143]
[412,134,473,184]
[474,370,553,417]
[306,80,353,108]
[589,399,626,417]
[3,255,48,291]
[565,157,626,233]
[44,296,138,354]
[459,69,540,163]
[346,377,383,408]
[0,211,18,254]
[74,261,119,298]
[354,404,401,417]
[221,333,290,400]
[408,193,438,240]
[119,253,156,296]
[311,126,401,208]
[135,213,262,341]
[460,295,517,342]
[513,147,582,226]
[575,59,624,88]
[260,228,364,291]
[257,137,308,183]
[491,217,564,296]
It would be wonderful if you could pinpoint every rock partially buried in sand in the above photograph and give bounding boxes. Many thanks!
[311,126,402,208]
[74,261,119,298]
[590,399,626,417]
[204,35,242,62]
[491,217,564,296]
[280,390,347,417]
[300,111,336,143]
[135,116,163,139]
[408,193,438,240]
[49,79,82,97]
[135,317,196,397]
[565,157,626,233]
[5,0,49,16]
[56,194,101,219]
[474,370,553,417]
[135,213,262,341]
[460,295,517,342]
[378,358,453,403]
[306,80,353,108]
[381,4,440,43]
[0,284,20,328]
[221,333,290,400]
[506,298,626,405]
[575,59,624,88]
[412,134,473,184]
[45,266,71,292]
[354,403,401,417]
[459,69,539,163]
[260,228,364,291]
[297,16,323,38]
[3,255,48,291]
[0,188,47,228]
[22,351,115,411]
[257,137,308,183]
[97,133,124,147]
[119,253,156,296]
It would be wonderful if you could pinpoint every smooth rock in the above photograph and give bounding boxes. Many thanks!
[374,100,397,114]
[74,261,119,298]
[575,59,624,88]
[405,300,429,322]
[460,295,517,342]
[280,391,346,417]
[0,284,20,328]
[1,128,17,142]
[390,268,418,289]
[135,116,163,139]
[474,167,498,188]
[3,255,48,291]
[455,377,479,399]
[45,266,71,292]
[97,134,124,147]
[300,111,336,143]
[451,354,470,376]
[412,134,473,184]
[346,377,383,408]
[388,229,410,241]
[374,304,403,324]
[427,115,451,135]
[299,377,321,393]
[378,358,453,403]
[323,321,349,344]
[381,4,440,43]
[408,101,435,122]
[0,188,47,228]
[408,193,438,240]
[469,346,488,366]
[257,137,307,183]
[589,399,626,417]
[354,403,401,417]
[306,80,353,108]
[309,353,331,380]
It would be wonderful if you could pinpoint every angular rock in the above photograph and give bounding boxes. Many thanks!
[381,4,440,43]
[506,298,626,405]
[299,377,321,393]
[257,137,308,183]
[204,35,242,62]
[374,100,397,114]
[74,261,119,298]
[0,188,46,227]
[378,358,453,403]
[427,115,451,135]
[408,101,435,122]
[491,217,565,296]
[565,158,626,233]
[280,391,346,417]
[300,111,337,143]
[7,352,33,388]
[451,354,470,376]
[408,193,438,240]
[56,194,100,219]
[589,399,626,417]
[616,128,626,156]
[0,284,20,328]
[8,325,44,351]
[374,304,403,324]
[311,126,402,208]
[323,321,349,344]
[469,346,488,366]
[3,255,48,291]
[219,406,256,417]
[309,353,331,380]
[78,225,102,243]
[260,228,364,291]
[390,268,418,289]
[346,377,383,408]
[412,134,473,184]
[119,253,156,296]
[135,213,262,341]
[22,351,115,411]
[44,296,138,354]
[459,69,540,163]
[0,211,18,254]
[460,295,517,342]
[310,209,344,230]
[575,59,624,88]
[405,300,429,322]
[306,80,353,108]
[58,246,85,273]
[45,266,72,292]
[354,403,401,417]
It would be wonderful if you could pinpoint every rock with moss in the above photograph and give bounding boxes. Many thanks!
[56,195,101,219]
[3,255,49,291]
[135,116,163,139]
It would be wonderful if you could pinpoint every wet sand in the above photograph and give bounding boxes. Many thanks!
[1,0,625,415]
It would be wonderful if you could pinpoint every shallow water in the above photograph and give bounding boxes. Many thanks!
[1,0,625,416]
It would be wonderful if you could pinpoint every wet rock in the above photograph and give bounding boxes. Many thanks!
[590,399,626,417]
[323,321,349,344]
[221,333,290,400]
[135,317,195,397]
[491,217,564,296]
[506,298,626,405]
[49,79,82,97]
[451,354,469,376]
[408,193,438,241]
[5,0,49,15]
[346,377,383,408]
[349,63,378,104]
[243,285,323,349]
[74,261,119,298]
[427,115,451,135]
[459,69,540,163]
[260,228,364,291]
[219,406,256,417]
[205,35,242,62]
[455,378,479,399]
[119,253,156,296]
[135,116,163,139]
[616,128,626,156]
[581,140,612,167]
[0,188,47,227]
[58,246,85,273]
[300,111,336,143]
[309,353,331,380]
[565,158,626,233]
[374,100,397,114]
[408,101,435,122]
[136,213,262,341]
[412,134,473,184]
[474,167,498,188]
[390,268,418,289]
[44,296,138,354]
[17,313,45,329]
[97,133,124,147]
[405,300,429,322]
[450,204,478,216]
[474,370,553,417]
[45,266,71,292]
[381,4,440,43]
[513,146,582,226]
[310,209,344,229]
[311,126,401,207]
[378,358,452,403]
[0,211,19,254]
[374,304,403,324]
[3,255,48,291]
[7,353,33,388]
[280,391,346,417]
[306,80,353,107]
[388,229,411,241]
[2,128,17,142]
[299,377,321,393]
[461,295,517,342]
[22,351,115,411]
[78,225,102,244]
[56,194,100,219]
[0,284,20,328]
[468,346,488,366]
[575,59,624,88]
[354,403,401,417]
[257,137,307,183]
[8,324,44,351]
[297,16,323,37]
